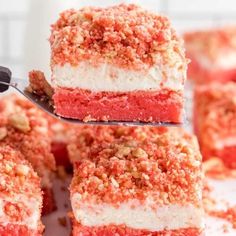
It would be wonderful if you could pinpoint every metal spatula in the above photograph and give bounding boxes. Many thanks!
[0,66,182,126]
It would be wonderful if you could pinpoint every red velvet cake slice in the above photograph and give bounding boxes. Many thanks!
[0,146,43,236]
[0,95,56,215]
[184,27,236,84]
[194,82,236,168]
[69,127,204,235]
[50,4,188,123]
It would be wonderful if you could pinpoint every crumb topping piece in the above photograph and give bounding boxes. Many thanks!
[28,70,54,98]
[8,113,31,133]
[70,126,202,206]
[50,4,186,71]
[0,127,7,141]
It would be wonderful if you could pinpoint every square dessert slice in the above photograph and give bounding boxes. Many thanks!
[69,127,204,235]
[0,146,43,236]
[194,82,236,168]
[50,4,188,123]
[184,27,236,84]
[0,95,56,215]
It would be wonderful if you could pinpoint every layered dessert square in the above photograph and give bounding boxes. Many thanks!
[0,95,56,215]
[50,4,188,123]
[0,146,43,236]
[69,126,204,235]
[194,82,236,168]
[184,27,236,84]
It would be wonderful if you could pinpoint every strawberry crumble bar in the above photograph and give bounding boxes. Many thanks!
[184,27,236,84]
[0,94,56,215]
[194,82,236,168]
[69,126,204,235]
[50,4,187,123]
[0,146,43,236]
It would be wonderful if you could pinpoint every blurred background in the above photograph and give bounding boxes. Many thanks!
[0,0,236,80]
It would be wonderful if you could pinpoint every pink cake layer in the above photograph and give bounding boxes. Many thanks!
[53,88,184,123]
[187,53,236,84]
[0,224,42,236]
[71,218,202,236]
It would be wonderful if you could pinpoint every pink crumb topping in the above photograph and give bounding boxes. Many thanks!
[0,224,43,236]
[0,95,56,179]
[70,127,202,207]
[50,4,187,71]
[0,146,41,202]
[184,26,236,62]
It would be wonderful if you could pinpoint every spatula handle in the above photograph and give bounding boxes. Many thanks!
[0,66,12,92]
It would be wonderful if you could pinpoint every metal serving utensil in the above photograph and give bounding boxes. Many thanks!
[0,66,181,126]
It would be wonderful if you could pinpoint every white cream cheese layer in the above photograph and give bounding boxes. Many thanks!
[71,193,204,231]
[52,62,185,92]
[196,51,236,70]
[0,195,41,230]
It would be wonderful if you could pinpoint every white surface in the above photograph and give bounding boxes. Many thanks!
[44,177,236,235]
[53,62,185,92]
[71,193,203,230]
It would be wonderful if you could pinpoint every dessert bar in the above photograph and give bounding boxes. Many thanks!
[50,4,187,123]
[69,127,204,235]
[194,82,236,168]
[0,95,56,214]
